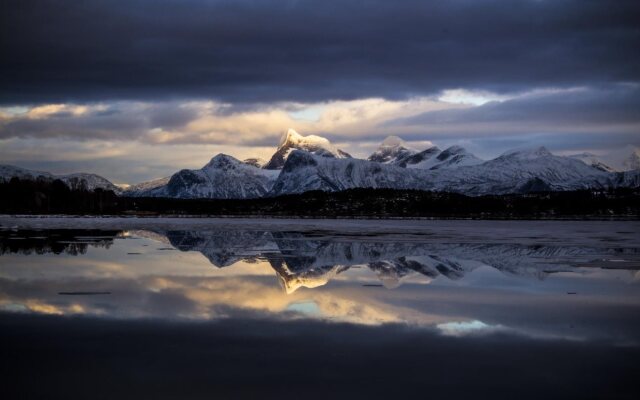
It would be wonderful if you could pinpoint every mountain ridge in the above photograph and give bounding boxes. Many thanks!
[3,129,639,199]
[0,164,121,193]
[136,154,279,199]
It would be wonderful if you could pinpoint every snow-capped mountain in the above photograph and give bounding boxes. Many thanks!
[403,145,483,170]
[3,129,638,199]
[123,176,171,196]
[568,146,640,172]
[396,146,441,168]
[270,146,638,196]
[0,164,120,192]
[427,146,611,194]
[441,146,640,193]
[61,173,120,192]
[262,128,351,169]
[270,150,430,195]
[0,164,52,182]
[367,136,418,164]
[568,153,616,172]
[138,154,279,199]
[129,132,638,199]
[367,136,483,170]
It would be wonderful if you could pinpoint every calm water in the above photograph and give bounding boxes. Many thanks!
[1,218,639,399]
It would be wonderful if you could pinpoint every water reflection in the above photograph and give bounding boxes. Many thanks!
[1,225,639,343]
[160,229,640,292]
[0,229,119,255]
[4,227,639,290]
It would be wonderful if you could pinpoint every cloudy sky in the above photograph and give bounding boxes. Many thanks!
[1,0,639,184]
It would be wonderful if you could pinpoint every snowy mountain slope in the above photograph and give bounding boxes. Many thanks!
[263,129,351,169]
[567,153,616,172]
[270,150,430,195]
[367,136,418,164]
[397,146,441,168]
[572,146,640,172]
[0,164,54,181]
[0,164,120,192]
[140,154,279,199]
[367,136,482,170]
[270,146,635,196]
[568,153,616,172]
[422,146,614,195]
[123,176,171,196]
[427,145,484,170]
[402,145,483,170]
[60,173,121,192]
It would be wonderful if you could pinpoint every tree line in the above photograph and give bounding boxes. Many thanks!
[1,177,638,218]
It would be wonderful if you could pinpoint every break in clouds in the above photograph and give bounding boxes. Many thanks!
[0,0,639,182]
[2,86,638,147]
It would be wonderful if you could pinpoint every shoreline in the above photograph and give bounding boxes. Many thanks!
[2,215,638,247]
[1,213,639,222]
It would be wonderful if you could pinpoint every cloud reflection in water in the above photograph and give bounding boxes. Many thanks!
[1,225,639,344]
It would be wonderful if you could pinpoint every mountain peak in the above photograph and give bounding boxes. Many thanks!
[369,136,417,164]
[380,135,406,148]
[442,145,467,154]
[568,152,616,172]
[502,146,552,160]
[401,144,482,170]
[277,128,333,150]
[209,153,237,162]
[243,157,266,168]
[205,153,242,169]
[279,128,304,147]
[264,129,350,170]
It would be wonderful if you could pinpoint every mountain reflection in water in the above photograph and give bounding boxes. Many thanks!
[5,228,637,291]
[159,229,640,292]
[1,221,639,399]
[1,224,639,338]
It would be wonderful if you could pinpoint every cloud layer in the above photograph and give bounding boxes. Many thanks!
[2,0,639,104]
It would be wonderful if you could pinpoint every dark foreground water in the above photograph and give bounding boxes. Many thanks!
[1,218,639,399]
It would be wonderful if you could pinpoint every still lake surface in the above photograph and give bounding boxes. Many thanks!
[1,217,639,399]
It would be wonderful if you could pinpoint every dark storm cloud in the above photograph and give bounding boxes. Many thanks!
[147,104,200,129]
[1,0,639,104]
